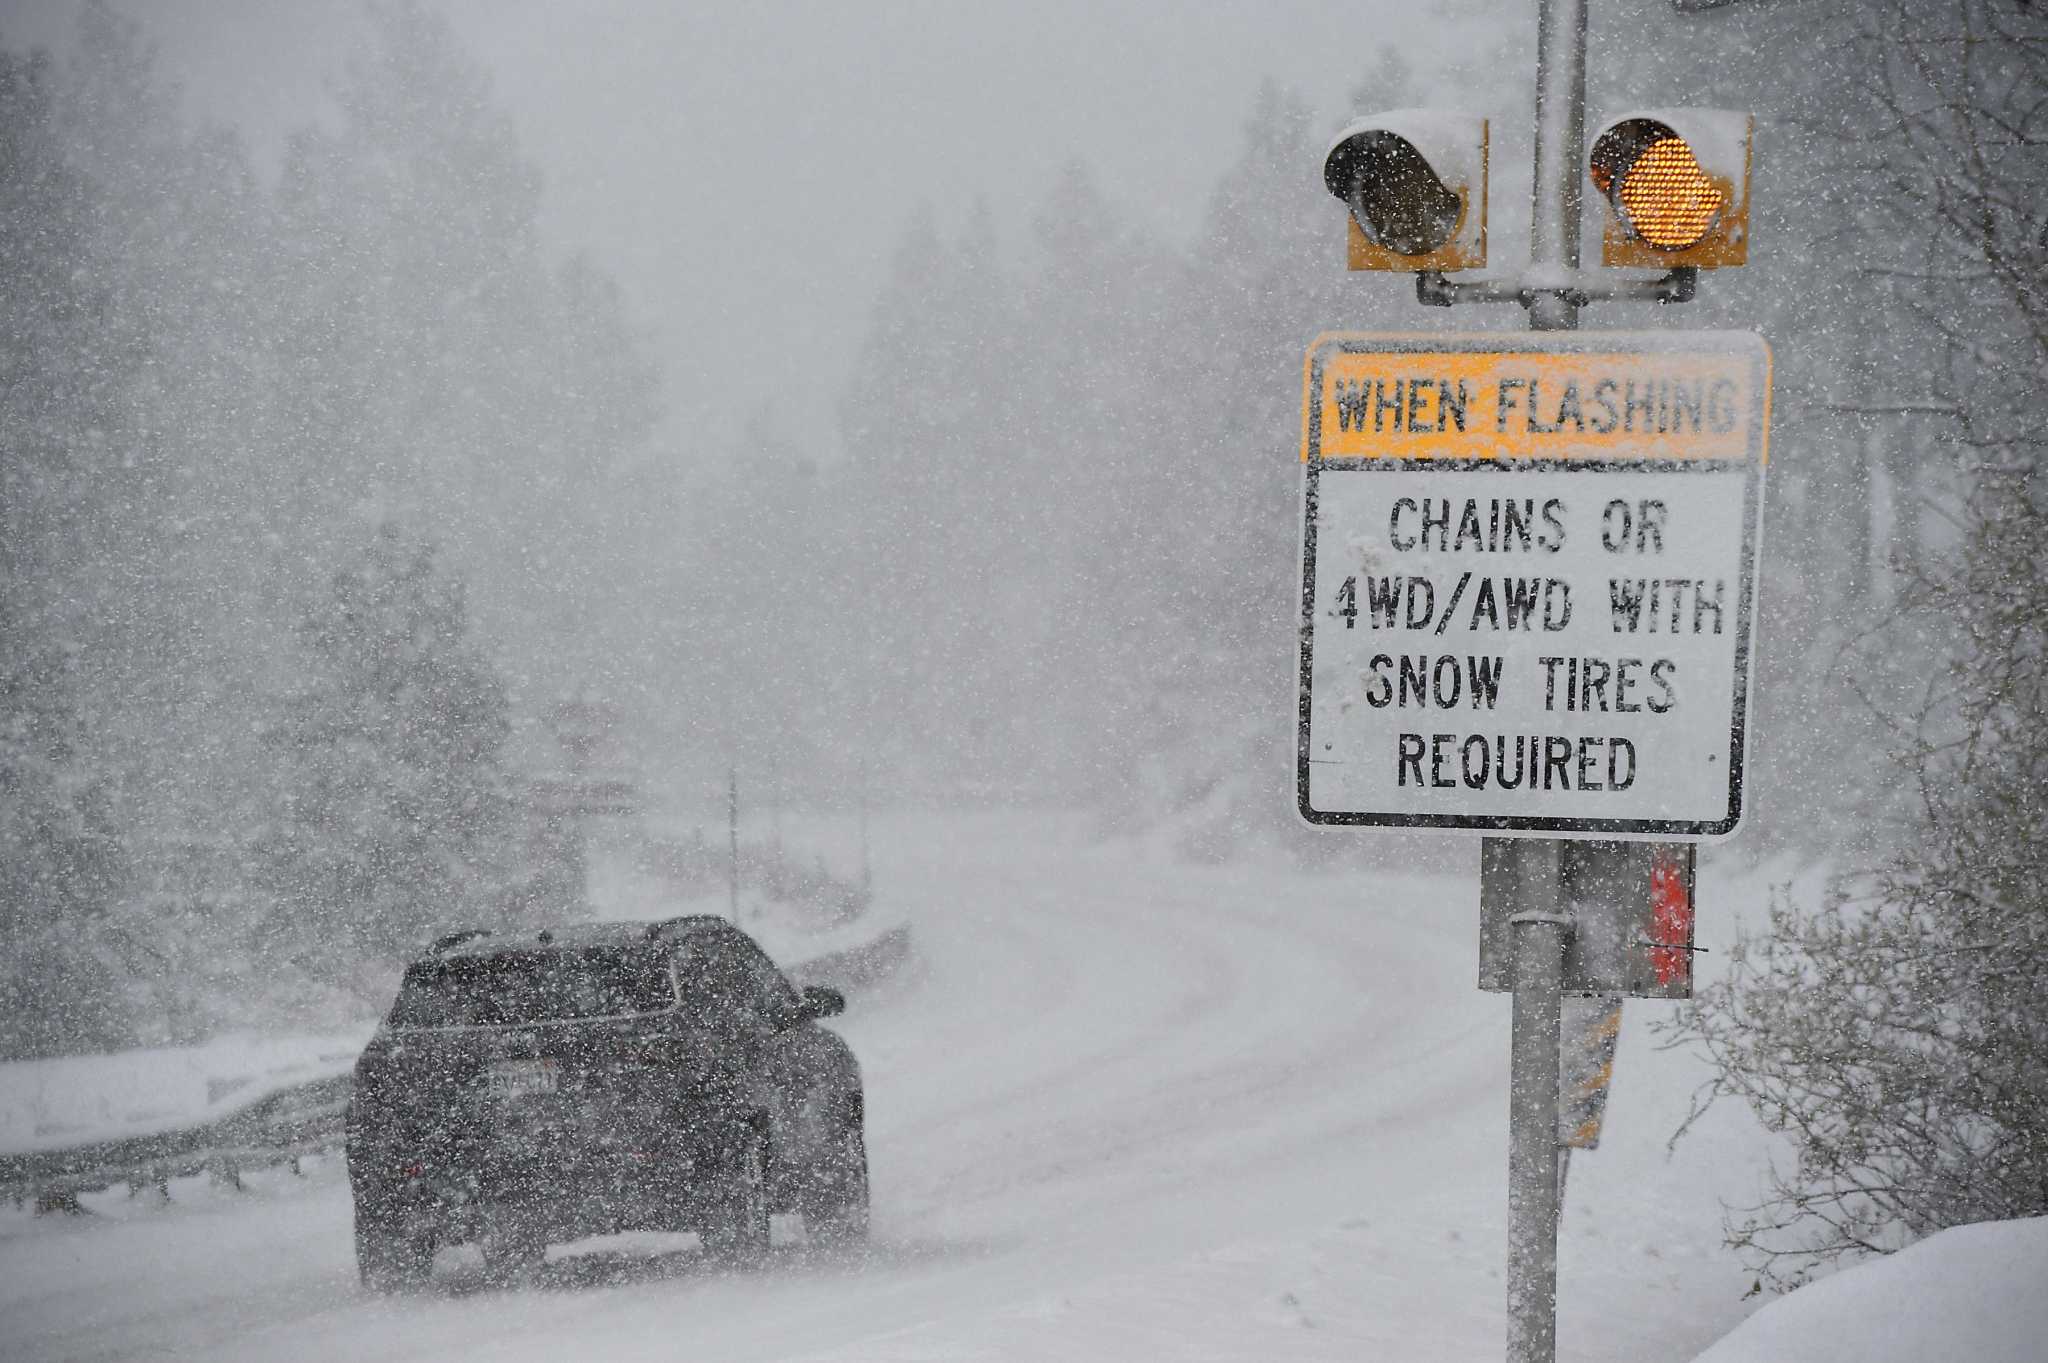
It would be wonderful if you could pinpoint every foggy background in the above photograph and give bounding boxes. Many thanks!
[6,0,1514,445]
[1,0,2015,1052]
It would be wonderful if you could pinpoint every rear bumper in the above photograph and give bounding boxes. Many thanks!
[347,1121,748,1242]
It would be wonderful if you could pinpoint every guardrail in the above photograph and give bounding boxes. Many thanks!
[3,925,914,1216]
[3,1073,353,1214]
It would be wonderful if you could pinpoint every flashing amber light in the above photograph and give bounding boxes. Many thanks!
[1595,136,1721,249]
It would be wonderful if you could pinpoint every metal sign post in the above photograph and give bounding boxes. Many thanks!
[1527,0,1590,335]
[1499,842,1568,1363]
[1295,4,1769,1362]
[1515,11,1592,1352]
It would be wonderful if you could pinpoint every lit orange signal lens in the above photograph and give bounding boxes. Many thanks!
[1614,137,1720,249]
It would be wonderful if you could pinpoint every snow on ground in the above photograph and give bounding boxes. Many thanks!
[0,1031,369,1157]
[1693,1217,2048,1363]
[1,811,1821,1361]
[581,826,909,969]
[0,837,895,1163]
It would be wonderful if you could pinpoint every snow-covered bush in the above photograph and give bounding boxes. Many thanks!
[1671,492,2048,1287]
[1668,0,2048,1288]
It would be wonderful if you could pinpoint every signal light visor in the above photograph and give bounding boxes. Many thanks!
[1327,132,1462,256]
[1322,112,1488,272]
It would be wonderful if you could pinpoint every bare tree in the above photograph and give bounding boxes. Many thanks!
[1842,0,2047,486]
[1671,493,2048,1286]
[1666,0,2048,1289]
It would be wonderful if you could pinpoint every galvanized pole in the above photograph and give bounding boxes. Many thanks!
[1528,0,1588,334]
[1500,3,1589,1361]
[728,767,741,922]
[857,752,873,896]
[1501,840,1570,1363]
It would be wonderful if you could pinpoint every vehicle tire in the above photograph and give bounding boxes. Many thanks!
[803,1111,869,1247]
[702,1122,771,1270]
[355,1205,435,1293]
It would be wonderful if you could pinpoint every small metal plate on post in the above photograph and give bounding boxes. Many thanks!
[1558,994,1623,1149]
[1479,841,1695,998]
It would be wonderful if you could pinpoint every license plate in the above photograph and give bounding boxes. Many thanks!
[485,1059,559,1099]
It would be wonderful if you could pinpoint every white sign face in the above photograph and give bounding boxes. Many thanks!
[1297,332,1770,837]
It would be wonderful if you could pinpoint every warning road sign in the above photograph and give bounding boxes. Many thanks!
[1297,332,1769,836]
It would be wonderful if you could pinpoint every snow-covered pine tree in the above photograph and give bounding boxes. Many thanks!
[256,525,524,971]
[0,45,136,1058]
[1670,488,2048,1287]
[0,646,128,1058]
[269,0,659,702]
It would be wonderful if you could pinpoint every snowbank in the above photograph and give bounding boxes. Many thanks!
[0,1031,367,1157]
[584,827,911,982]
[0,812,1835,1361]
[1693,1217,2048,1363]
[1,859,906,1163]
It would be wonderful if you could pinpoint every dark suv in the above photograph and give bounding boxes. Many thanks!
[344,915,867,1291]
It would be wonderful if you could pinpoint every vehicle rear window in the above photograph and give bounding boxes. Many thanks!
[389,947,675,1028]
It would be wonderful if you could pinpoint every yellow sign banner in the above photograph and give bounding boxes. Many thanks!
[1301,334,1769,465]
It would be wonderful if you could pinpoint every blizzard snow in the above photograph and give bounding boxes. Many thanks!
[0,812,1836,1361]
[0,1031,367,1157]
[0,861,893,1161]
[580,829,909,970]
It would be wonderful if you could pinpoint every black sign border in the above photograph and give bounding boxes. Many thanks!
[1296,331,1771,838]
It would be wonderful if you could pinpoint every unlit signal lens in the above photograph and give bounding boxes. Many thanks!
[1614,138,1720,249]
[1327,131,1462,256]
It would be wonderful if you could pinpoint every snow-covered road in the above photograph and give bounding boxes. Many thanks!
[0,814,1777,1361]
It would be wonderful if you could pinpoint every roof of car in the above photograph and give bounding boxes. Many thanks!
[423,916,736,963]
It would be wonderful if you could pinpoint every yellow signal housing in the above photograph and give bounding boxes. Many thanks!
[1589,110,1752,268]
[1323,112,1489,273]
